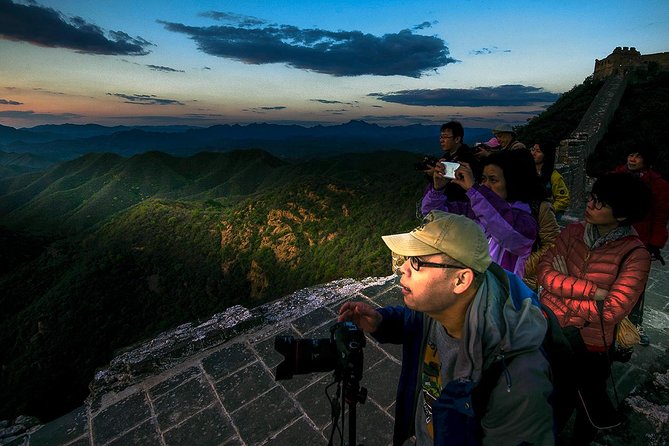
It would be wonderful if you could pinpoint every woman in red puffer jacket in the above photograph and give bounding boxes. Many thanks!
[537,172,652,445]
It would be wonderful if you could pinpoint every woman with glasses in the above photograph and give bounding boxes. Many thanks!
[536,172,652,445]
[421,149,543,278]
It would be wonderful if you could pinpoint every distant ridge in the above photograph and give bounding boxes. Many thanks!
[0,120,493,162]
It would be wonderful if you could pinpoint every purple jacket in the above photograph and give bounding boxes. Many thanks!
[421,184,537,277]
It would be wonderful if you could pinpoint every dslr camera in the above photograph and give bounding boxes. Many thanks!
[413,155,440,171]
[274,321,366,380]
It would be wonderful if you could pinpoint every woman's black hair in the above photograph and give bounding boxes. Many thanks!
[536,142,557,187]
[482,149,546,203]
[591,172,651,226]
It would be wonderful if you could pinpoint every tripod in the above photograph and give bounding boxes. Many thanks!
[329,364,367,446]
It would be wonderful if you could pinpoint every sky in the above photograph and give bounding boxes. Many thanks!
[1,0,668,129]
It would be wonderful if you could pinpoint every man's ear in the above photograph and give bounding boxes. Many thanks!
[453,268,475,294]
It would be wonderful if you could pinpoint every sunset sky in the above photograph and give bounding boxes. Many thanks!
[1,0,668,129]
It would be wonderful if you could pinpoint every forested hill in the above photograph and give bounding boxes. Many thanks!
[0,149,425,422]
[0,149,288,235]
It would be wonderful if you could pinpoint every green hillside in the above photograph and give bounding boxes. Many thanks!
[515,77,605,148]
[0,150,292,235]
[0,149,424,422]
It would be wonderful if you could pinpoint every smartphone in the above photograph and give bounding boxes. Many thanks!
[442,161,460,179]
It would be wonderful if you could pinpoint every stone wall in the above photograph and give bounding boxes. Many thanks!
[557,75,628,214]
[594,46,669,80]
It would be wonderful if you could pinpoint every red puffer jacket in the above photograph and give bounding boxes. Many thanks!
[537,222,650,351]
[612,165,669,248]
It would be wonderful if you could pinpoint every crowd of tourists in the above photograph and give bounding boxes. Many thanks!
[338,121,669,445]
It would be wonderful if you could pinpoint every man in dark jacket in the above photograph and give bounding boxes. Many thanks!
[428,121,481,202]
[338,211,554,446]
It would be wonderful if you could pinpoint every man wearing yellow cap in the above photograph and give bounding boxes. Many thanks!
[338,210,554,446]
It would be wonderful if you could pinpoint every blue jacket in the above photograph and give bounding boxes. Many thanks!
[372,264,554,446]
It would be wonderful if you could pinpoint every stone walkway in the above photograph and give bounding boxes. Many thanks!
[3,252,669,445]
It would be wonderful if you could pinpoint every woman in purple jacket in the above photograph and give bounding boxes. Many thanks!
[421,150,541,278]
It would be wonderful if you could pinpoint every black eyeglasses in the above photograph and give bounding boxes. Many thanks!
[587,192,607,210]
[409,256,465,271]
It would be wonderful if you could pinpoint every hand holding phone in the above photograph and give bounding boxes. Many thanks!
[441,161,460,179]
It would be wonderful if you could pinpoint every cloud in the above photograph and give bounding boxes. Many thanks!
[310,99,358,106]
[413,21,437,30]
[0,0,153,55]
[147,64,185,73]
[360,114,438,125]
[199,11,267,28]
[243,106,287,113]
[469,46,511,56]
[0,109,81,120]
[159,15,456,77]
[369,85,560,107]
[0,98,23,105]
[106,93,185,106]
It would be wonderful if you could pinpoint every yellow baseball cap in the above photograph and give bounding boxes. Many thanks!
[381,210,491,273]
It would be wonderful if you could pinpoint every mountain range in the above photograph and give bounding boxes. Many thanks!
[0,120,494,162]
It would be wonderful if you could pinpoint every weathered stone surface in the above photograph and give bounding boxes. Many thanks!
[28,407,87,446]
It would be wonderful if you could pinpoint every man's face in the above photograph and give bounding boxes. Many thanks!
[398,254,460,314]
[494,132,513,147]
[627,152,645,171]
[439,130,460,154]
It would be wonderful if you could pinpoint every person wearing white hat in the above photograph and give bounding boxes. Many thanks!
[338,210,554,446]
[492,123,526,151]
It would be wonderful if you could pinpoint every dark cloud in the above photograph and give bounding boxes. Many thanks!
[0,109,81,120]
[310,99,345,104]
[0,98,23,105]
[147,64,185,73]
[413,21,437,30]
[242,106,287,114]
[199,11,266,28]
[310,99,358,106]
[0,0,153,55]
[159,16,456,77]
[369,85,560,107]
[106,93,185,106]
[469,46,511,56]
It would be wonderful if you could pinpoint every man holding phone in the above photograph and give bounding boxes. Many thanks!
[430,121,481,202]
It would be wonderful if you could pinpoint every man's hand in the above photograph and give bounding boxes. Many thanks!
[338,301,382,333]
[648,245,666,265]
[432,161,449,190]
